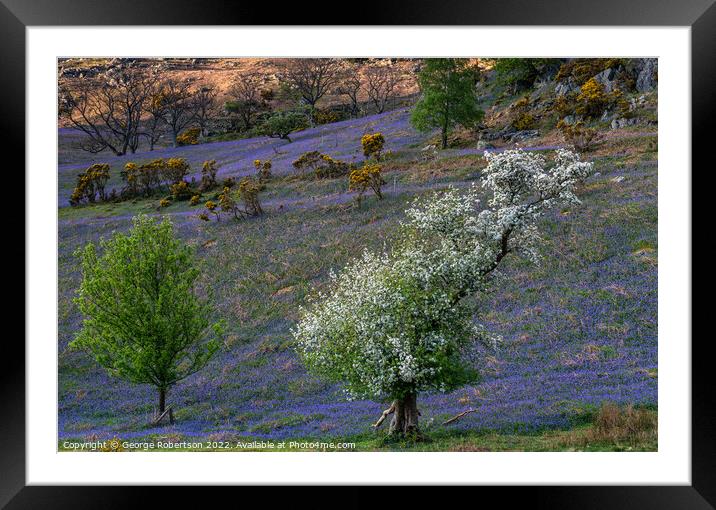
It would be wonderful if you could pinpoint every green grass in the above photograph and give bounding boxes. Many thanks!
[58,410,658,452]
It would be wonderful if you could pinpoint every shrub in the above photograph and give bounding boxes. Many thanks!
[200,160,219,191]
[218,186,241,220]
[120,162,141,197]
[349,164,386,205]
[575,78,609,118]
[70,163,111,206]
[553,78,625,121]
[238,177,265,216]
[221,177,236,189]
[190,194,201,206]
[557,120,601,152]
[582,402,657,446]
[159,198,171,208]
[169,180,194,201]
[176,127,201,146]
[314,109,341,125]
[254,159,272,181]
[205,200,219,221]
[292,151,350,179]
[162,158,191,185]
[361,132,385,160]
[292,151,323,176]
[315,154,350,179]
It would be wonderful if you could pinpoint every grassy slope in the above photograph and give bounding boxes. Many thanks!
[57,104,658,451]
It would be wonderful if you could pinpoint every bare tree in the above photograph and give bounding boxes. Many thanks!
[159,78,197,147]
[60,68,152,156]
[335,65,363,118]
[276,58,343,119]
[225,72,268,131]
[140,81,168,151]
[365,63,403,114]
[193,84,218,138]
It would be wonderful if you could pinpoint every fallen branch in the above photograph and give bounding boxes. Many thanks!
[152,406,174,426]
[373,403,395,428]
[443,408,478,426]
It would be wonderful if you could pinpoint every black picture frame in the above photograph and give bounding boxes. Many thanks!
[7,0,709,507]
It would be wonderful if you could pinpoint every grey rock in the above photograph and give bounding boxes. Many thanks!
[555,78,578,97]
[611,117,639,129]
[510,130,539,142]
[636,58,658,92]
[594,67,618,92]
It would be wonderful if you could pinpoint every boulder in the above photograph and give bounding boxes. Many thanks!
[611,117,639,129]
[594,67,618,92]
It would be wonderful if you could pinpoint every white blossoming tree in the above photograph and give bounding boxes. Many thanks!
[293,149,593,439]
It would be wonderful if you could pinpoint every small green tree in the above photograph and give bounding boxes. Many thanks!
[258,109,309,143]
[411,59,484,149]
[72,215,222,418]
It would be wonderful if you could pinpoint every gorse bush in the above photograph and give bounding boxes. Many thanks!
[238,177,265,216]
[163,158,191,185]
[292,151,351,179]
[509,96,536,130]
[70,163,111,206]
[575,78,609,119]
[349,164,386,205]
[218,186,240,220]
[314,109,341,125]
[293,149,593,438]
[315,154,350,179]
[120,158,192,198]
[169,180,194,201]
[361,133,385,160]
[200,160,219,191]
[254,159,272,181]
[557,120,601,152]
[292,151,323,176]
[199,178,265,222]
[176,127,201,146]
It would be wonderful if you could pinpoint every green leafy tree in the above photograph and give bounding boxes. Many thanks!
[258,109,309,143]
[411,59,484,149]
[72,215,222,417]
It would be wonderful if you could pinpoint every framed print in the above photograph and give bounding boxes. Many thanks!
[8,0,710,506]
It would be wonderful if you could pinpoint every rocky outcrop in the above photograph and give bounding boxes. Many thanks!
[635,58,658,92]
[594,67,619,93]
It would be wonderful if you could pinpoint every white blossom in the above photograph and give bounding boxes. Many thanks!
[293,149,592,401]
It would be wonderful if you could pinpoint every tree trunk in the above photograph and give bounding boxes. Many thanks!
[388,392,420,438]
[441,126,448,149]
[158,387,166,414]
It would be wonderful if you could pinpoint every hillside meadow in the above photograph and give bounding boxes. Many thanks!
[58,113,657,452]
